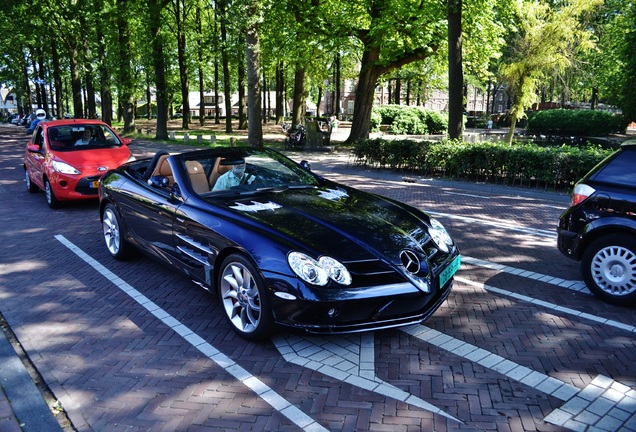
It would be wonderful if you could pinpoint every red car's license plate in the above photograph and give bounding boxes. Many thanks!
[90,180,100,188]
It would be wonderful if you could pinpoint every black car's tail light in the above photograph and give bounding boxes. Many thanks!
[571,183,596,206]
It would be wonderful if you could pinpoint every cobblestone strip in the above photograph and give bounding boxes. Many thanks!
[272,332,461,422]
[544,375,636,432]
[400,325,636,431]
[401,325,580,402]
[54,234,328,432]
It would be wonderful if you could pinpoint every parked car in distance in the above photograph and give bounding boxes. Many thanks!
[23,119,134,208]
[557,140,636,305]
[99,147,461,340]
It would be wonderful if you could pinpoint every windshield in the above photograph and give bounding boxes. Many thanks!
[177,149,320,195]
[47,124,123,151]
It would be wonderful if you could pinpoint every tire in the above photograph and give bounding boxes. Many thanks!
[218,254,274,340]
[581,234,636,306]
[25,169,39,193]
[44,178,60,209]
[102,204,134,260]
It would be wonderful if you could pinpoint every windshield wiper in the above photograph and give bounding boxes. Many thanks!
[238,185,289,195]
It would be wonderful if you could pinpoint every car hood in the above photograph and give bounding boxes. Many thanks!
[208,184,439,262]
[53,147,132,171]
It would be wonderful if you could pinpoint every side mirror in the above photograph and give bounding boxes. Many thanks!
[121,137,132,146]
[148,176,182,199]
[300,160,311,171]
[149,175,171,189]
[27,143,41,152]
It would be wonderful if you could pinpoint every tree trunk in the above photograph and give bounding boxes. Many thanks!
[69,42,84,119]
[36,46,48,113]
[149,0,168,139]
[316,86,322,118]
[238,37,247,130]
[219,0,233,132]
[275,61,284,124]
[116,0,134,132]
[591,87,598,110]
[51,41,64,118]
[176,0,189,129]
[196,5,205,126]
[447,0,463,140]
[506,116,517,145]
[79,16,96,118]
[246,20,262,146]
[214,52,220,124]
[347,45,383,142]
[292,65,306,125]
[335,53,341,118]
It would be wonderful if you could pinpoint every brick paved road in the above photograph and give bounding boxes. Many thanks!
[0,124,634,431]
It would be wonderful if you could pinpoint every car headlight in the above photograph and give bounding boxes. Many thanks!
[429,218,453,253]
[288,252,352,286]
[52,160,81,175]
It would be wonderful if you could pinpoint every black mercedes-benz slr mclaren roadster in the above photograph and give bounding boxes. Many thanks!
[99,147,461,340]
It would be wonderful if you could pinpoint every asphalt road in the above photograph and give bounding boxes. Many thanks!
[1,123,635,431]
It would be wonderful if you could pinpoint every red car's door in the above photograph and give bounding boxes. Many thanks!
[24,126,46,189]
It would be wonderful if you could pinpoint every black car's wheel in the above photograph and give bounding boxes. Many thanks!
[218,254,274,340]
[102,204,134,260]
[25,169,39,193]
[44,178,60,208]
[581,234,636,306]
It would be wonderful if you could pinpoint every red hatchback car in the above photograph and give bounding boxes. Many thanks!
[24,119,134,208]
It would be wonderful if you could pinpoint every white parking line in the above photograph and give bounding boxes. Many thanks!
[401,325,636,431]
[55,235,328,432]
[272,332,461,422]
[454,276,636,335]
[429,211,557,238]
[461,255,589,294]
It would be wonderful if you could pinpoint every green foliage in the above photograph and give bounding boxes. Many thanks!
[370,110,382,132]
[372,105,448,135]
[390,110,427,135]
[352,137,613,190]
[499,0,604,143]
[527,109,628,135]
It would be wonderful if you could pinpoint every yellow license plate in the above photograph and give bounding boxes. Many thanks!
[439,255,461,287]
[90,180,100,188]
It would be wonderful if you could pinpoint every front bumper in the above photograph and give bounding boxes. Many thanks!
[557,227,580,260]
[266,271,454,335]
[50,173,101,201]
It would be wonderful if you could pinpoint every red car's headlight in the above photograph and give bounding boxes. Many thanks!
[52,160,81,175]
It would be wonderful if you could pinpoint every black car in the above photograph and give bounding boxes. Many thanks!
[99,147,461,340]
[557,140,636,305]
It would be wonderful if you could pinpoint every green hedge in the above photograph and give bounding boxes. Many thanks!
[351,138,613,191]
[371,105,448,135]
[527,109,628,136]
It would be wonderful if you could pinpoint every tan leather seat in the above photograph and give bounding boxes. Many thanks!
[186,160,209,194]
[150,155,174,185]
[208,157,231,190]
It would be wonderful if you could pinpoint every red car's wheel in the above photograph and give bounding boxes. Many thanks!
[44,178,60,209]
[25,169,39,193]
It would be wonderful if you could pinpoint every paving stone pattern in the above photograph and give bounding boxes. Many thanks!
[0,127,634,431]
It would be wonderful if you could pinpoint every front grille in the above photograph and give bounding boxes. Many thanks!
[74,176,101,195]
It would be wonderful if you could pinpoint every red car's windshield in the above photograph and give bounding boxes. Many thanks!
[47,124,123,151]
